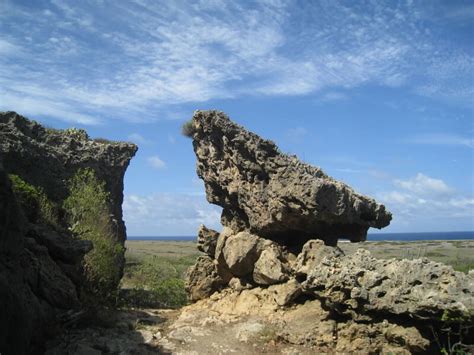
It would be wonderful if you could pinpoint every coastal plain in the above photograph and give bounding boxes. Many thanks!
[125,239,474,275]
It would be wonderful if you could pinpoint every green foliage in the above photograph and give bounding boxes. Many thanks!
[64,168,122,306]
[431,310,473,355]
[8,174,59,228]
[120,255,194,308]
[181,119,195,138]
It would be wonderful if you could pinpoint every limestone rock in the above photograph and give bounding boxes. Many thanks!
[185,256,225,301]
[294,239,344,276]
[189,110,391,244]
[270,279,302,306]
[0,112,136,355]
[0,111,137,248]
[197,224,219,257]
[222,231,260,277]
[303,248,474,320]
[253,245,289,285]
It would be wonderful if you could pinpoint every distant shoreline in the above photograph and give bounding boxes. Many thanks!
[128,231,474,242]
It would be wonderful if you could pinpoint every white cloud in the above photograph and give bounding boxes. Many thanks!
[394,173,453,195]
[286,126,308,140]
[123,193,222,236]
[127,133,150,145]
[147,155,166,169]
[0,1,472,123]
[0,38,19,55]
[378,173,473,229]
[407,133,474,148]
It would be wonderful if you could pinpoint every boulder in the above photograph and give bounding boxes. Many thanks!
[222,231,260,277]
[253,245,288,285]
[294,239,344,276]
[185,256,225,301]
[189,110,391,244]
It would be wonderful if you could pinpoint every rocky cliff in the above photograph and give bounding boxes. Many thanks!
[185,110,474,353]
[0,111,137,355]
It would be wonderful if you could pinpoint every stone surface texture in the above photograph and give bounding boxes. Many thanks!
[190,110,391,244]
[184,110,473,353]
[0,112,136,355]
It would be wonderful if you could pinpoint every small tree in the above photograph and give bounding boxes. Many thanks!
[64,168,123,306]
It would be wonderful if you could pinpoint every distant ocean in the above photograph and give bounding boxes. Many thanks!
[128,231,474,242]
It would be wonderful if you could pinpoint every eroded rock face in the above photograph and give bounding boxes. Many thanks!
[0,160,93,355]
[184,110,473,352]
[0,111,137,247]
[189,110,391,244]
[0,112,136,355]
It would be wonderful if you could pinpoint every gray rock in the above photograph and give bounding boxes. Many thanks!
[303,248,474,320]
[197,224,219,257]
[189,110,391,244]
[185,256,225,301]
[0,111,137,250]
[222,231,260,277]
[294,239,344,276]
[0,112,136,355]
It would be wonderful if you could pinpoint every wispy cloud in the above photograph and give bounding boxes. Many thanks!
[147,155,166,169]
[0,0,472,123]
[123,193,222,235]
[406,133,474,148]
[378,173,473,228]
[394,173,453,195]
[127,133,151,145]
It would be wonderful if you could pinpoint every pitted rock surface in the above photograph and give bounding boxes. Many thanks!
[189,110,391,244]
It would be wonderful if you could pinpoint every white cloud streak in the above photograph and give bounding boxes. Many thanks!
[0,0,472,123]
[407,133,474,148]
[123,193,222,236]
[147,155,166,169]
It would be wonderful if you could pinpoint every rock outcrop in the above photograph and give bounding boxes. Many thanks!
[190,110,391,245]
[185,110,474,353]
[0,111,137,248]
[0,112,136,355]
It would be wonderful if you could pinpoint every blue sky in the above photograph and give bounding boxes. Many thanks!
[1,0,473,235]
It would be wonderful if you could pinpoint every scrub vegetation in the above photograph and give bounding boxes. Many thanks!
[64,168,124,306]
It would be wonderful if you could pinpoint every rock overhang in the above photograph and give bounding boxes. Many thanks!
[189,110,392,246]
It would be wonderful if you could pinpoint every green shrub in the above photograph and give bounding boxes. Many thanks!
[63,168,123,306]
[8,174,59,228]
[120,255,193,308]
[181,119,195,138]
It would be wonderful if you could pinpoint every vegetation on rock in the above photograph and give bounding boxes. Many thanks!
[181,119,195,137]
[8,174,59,228]
[64,168,124,305]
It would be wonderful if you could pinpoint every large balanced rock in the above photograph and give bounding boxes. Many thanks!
[184,111,473,352]
[189,110,391,245]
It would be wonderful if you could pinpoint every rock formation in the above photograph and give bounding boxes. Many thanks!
[185,110,474,353]
[0,111,136,355]
[190,110,391,245]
